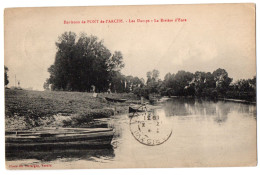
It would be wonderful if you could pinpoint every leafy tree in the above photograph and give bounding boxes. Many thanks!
[249,76,256,90]
[173,70,194,96]
[152,69,160,82]
[108,51,125,92]
[192,71,214,96]
[123,76,144,92]
[110,72,126,93]
[164,73,172,82]
[226,76,256,101]
[146,71,152,84]
[107,51,125,72]
[46,32,124,92]
[213,68,232,96]
[204,72,216,88]
[43,79,50,90]
[47,32,77,90]
[134,67,254,101]
[145,69,161,95]
[146,80,160,94]
[231,76,256,94]
[4,66,9,86]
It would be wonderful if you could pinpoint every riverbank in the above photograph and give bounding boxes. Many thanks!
[5,89,140,130]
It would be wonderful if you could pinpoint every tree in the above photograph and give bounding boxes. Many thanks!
[107,51,125,72]
[140,78,145,85]
[46,32,124,92]
[213,68,232,96]
[227,76,256,101]
[43,79,50,90]
[146,71,152,84]
[189,71,215,97]
[164,73,172,82]
[249,76,256,90]
[110,72,126,93]
[146,69,160,85]
[47,32,77,90]
[145,69,161,94]
[172,70,194,96]
[4,66,9,86]
[152,69,160,82]
[107,51,125,92]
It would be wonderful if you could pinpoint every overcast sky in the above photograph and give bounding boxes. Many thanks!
[4,4,255,90]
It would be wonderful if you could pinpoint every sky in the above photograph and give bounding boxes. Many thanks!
[4,4,256,90]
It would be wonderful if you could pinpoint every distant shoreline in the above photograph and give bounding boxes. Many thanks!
[167,95,256,104]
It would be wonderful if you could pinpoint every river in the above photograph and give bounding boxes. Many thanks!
[6,98,257,168]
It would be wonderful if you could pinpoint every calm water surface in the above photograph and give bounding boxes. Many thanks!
[6,99,257,168]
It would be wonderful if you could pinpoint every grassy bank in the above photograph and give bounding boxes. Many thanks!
[5,89,139,130]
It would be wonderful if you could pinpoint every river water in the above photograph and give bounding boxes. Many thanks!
[6,98,257,168]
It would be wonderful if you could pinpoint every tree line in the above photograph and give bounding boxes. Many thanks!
[133,69,256,102]
[43,32,255,101]
[44,32,144,92]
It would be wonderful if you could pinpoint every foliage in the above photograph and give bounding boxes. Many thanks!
[46,32,124,92]
[146,69,160,84]
[212,68,232,96]
[4,66,9,86]
[135,68,255,102]
[108,72,144,93]
[44,33,255,102]
[227,76,256,101]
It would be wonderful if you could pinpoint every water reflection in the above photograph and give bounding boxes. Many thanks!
[164,98,256,124]
[6,98,257,167]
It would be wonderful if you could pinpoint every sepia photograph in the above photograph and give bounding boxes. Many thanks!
[3,3,256,170]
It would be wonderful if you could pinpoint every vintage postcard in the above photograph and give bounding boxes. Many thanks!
[4,3,256,169]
